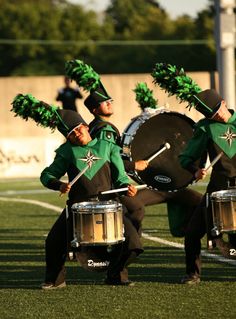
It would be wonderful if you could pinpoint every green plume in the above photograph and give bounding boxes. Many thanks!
[11,94,60,130]
[151,63,202,110]
[65,59,101,91]
[133,82,158,111]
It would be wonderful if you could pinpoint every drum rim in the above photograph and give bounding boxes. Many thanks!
[211,189,236,199]
[71,200,122,211]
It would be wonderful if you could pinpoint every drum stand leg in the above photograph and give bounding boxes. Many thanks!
[65,206,76,261]
[70,211,80,249]
[205,194,217,250]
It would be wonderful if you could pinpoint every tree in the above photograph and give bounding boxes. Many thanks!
[0,0,108,75]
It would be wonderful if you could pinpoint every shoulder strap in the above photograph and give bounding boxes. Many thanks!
[90,121,121,145]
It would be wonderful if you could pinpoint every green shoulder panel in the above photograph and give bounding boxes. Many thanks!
[96,124,118,144]
[55,141,73,160]
[194,118,209,132]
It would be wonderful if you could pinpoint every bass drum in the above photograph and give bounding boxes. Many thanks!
[121,108,196,192]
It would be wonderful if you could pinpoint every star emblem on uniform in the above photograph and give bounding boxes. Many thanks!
[219,127,236,147]
[78,150,101,168]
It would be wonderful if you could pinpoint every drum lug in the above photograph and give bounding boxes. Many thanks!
[107,245,113,253]
[211,226,221,237]
[71,238,80,248]
[68,251,75,260]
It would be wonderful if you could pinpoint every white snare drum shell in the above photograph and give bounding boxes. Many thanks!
[71,200,124,245]
[211,189,236,233]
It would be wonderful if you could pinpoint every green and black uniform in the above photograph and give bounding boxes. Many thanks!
[179,110,236,276]
[40,137,143,284]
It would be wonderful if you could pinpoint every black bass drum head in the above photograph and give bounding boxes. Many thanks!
[124,111,196,191]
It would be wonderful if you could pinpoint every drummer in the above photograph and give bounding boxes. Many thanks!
[39,109,143,289]
[179,89,236,284]
[83,83,203,239]
[84,84,147,235]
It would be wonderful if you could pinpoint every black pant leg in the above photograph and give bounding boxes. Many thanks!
[184,195,207,275]
[120,195,145,233]
[45,209,68,283]
[166,188,203,207]
[122,215,143,254]
[135,188,167,206]
[106,215,143,281]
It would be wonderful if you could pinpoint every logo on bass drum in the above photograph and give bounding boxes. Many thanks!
[88,259,110,267]
[154,175,171,183]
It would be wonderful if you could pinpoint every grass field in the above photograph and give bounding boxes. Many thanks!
[0,178,236,319]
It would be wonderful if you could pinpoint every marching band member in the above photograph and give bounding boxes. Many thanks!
[40,110,143,288]
[179,89,236,284]
[11,95,143,289]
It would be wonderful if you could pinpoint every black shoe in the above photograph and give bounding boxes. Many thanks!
[41,281,66,290]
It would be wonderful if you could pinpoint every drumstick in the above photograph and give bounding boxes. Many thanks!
[59,165,89,197]
[147,142,171,163]
[195,152,223,183]
[69,165,90,186]
[101,184,147,195]
[205,152,223,172]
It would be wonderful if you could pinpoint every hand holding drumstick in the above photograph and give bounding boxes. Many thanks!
[135,160,149,171]
[59,182,72,195]
[59,165,90,196]
[134,142,171,171]
[195,152,223,182]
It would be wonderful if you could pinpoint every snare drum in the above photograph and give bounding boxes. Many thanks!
[211,189,236,233]
[121,108,197,191]
[71,200,124,246]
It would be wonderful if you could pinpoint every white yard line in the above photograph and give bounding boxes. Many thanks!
[0,189,50,196]
[142,233,236,266]
[0,196,62,212]
[1,195,235,266]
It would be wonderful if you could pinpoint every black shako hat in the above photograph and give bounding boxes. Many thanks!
[193,89,223,118]
[84,83,111,112]
[57,109,87,137]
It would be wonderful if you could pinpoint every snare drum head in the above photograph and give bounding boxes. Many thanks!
[122,111,197,191]
[75,244,123,272]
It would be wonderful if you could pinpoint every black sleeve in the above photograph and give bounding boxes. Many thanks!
[123,159,135,172]
[47,178,63,191]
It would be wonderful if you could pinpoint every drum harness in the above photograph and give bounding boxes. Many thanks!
[89,121,121,146]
